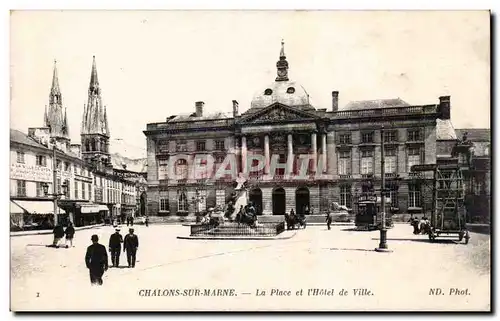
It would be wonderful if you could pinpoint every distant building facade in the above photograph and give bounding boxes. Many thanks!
[455,129,491,223]
[10,58,145,229]
[144,42,453,218]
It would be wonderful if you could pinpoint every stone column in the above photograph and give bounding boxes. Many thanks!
[322,133,327,173]
[264,134,270,174]
[326,131,337,175]
[311,132,317,173]
[287,133,293,175]
[241,136,247,174]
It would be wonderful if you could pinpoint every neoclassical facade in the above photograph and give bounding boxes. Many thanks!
[144,42,452,217]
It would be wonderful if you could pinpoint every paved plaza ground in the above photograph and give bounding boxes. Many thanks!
[10,223,490,311]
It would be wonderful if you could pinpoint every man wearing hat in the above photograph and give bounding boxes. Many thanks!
[85,235,108,285]
[108,227,124,267]
[123,228,139,268]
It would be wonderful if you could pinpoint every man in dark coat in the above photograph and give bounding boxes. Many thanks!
[64,222,75,248]
[130,216,134,227]
[326,212,333,230]
[85,235,108,285]
[52,224,65,247]
[124,228,139,268]
[108,228,123,267]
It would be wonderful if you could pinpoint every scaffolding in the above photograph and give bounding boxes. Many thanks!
[411,158,470,244]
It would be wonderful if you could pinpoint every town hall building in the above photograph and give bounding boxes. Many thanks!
[144,41,454,218]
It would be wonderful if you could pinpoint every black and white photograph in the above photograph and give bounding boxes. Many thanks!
[8,10,491,311]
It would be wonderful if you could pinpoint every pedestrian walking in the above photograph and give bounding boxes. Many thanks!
[52,223,65,247]
[124,228,139,268]
[85,235,109,286]
[126,217,130,227]
[108,228,123,267]
[144,216,149,227]
[326,212,332,230]
[64,222,75,248]
[130,216,134,226]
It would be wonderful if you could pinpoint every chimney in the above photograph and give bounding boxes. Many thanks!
[332,91,339,112]
[439,96,451,120]
[195,101,204,117]
[232,100,239,117]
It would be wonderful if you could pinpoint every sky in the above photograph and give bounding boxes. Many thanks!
[10,10,490,159]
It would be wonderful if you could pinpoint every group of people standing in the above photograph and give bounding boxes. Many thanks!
[84,227,140,286]
[51,222,75,248]
[409,216,431,235]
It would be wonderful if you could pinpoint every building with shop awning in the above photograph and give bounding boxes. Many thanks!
[11,200,60,215]
[78,204,109,213]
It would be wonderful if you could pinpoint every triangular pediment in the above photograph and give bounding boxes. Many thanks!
[238,103,320,125]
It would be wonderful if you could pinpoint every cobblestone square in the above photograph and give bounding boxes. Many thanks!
[11,224,490,311]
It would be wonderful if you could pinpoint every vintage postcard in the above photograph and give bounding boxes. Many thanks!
[9,10,491,312]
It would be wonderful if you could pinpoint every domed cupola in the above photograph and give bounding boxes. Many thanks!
[248,40,315,112]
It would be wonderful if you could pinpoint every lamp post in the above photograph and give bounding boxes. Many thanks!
[376,125,392,252]
[42,181,68,227]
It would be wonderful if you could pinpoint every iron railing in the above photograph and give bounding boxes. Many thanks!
[190,221,285,237]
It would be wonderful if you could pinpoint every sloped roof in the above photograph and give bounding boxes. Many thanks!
[343,98,410,110]
[455,128,490,142]
[110,153,147,173]
[166,111,232,123]
[436,119,458,140]
[10,129,81,159]
[10,129,47,149]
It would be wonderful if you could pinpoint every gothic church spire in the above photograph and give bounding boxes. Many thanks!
[45,59,69,140]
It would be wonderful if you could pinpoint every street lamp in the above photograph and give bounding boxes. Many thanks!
[42,181,68,226]
[376,125,392,253]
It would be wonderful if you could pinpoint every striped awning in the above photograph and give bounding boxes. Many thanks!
[12,200,57,215]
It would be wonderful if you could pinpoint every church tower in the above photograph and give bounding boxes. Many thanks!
[80,56,111,171]
[44,60,70,148]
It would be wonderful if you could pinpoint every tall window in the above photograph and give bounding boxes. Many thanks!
[197,190,207,212]
[361,132,374,144]
[175,159,188,179]
[64,179,70,197]
[17,180,26,196]
[338,150,351,175]
[75,181,79,200]
[196,141,206,152]
[408,184,421,208]
[338,133,351,145]
[82,182,86,199]
[88,183,92,200]
[384,130,398,143]
[36,155,47,167]
[360,149,374,174]
[384,149,397,174]
[158,159,168,180]
[16,151,25,164]
[215,140,225,151]
[407,129,422,141]
[64,162,70,171]
[407,147,421,172]
[340,186,352,208]
[36,182,45,197]
[160,198,170,212]
[74,165,78,175]
[387,185,399,208]
[56,178,61,194]
[216,189,225,208]
[56,160,62,171]
[177,190,188,212]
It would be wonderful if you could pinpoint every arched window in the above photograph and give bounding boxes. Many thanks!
[175,159,188,178]
[177,190,188,212]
